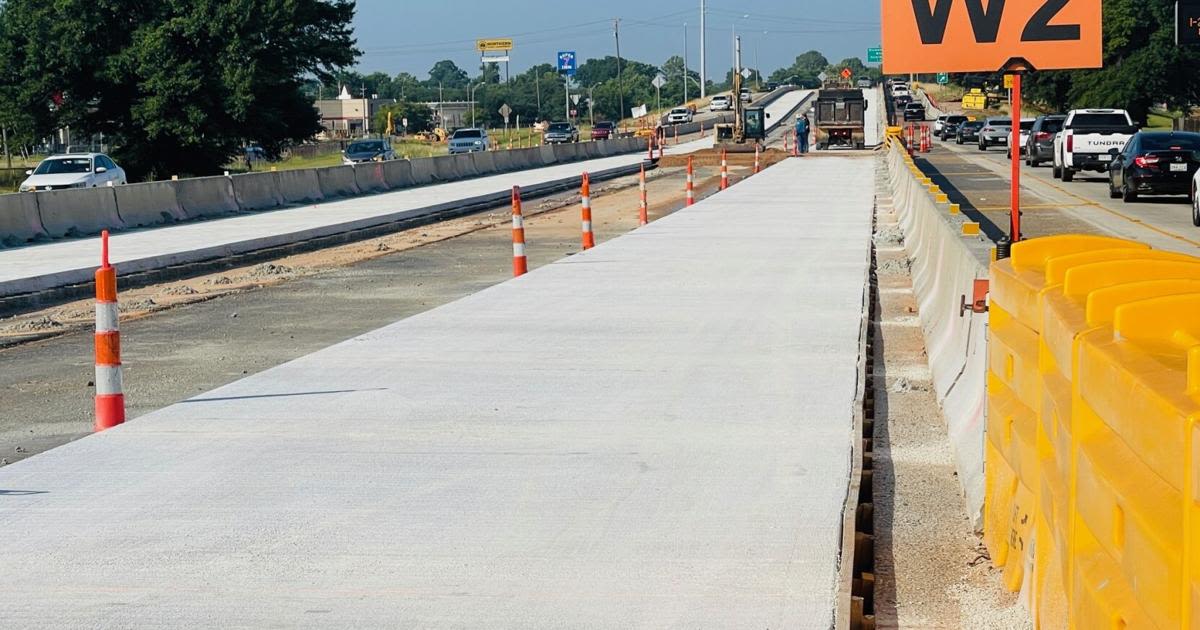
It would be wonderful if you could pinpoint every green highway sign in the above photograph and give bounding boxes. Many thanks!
[936,72,949,85]
[867,47,883,64]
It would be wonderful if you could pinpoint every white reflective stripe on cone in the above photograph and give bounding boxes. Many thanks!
[95,365,124,396]
[581,196,590,207]
[512,215,524,229]
[582,221,592,231]
[512,243,526,257]
[95,302,119,333]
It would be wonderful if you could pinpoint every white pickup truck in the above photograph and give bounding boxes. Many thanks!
[1053,109,1138,182]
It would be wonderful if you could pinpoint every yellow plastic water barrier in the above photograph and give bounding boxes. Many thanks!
[988,234,1200,629]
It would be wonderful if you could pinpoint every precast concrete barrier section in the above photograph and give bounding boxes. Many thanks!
[114,181,186,228]
[0,190,48,245]
[985,234,1200,629]
[885,141,989,526]
[275,168,323,205]
[230,171,284,212]
[174,175,238,220]
[353,161,389,194]
[36,186,124,238]
[0,157,875,627]
[315,164,360,198]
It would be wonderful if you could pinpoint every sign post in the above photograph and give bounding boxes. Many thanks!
[882,0,1102,244]
[651,74,667,115]
[478,38,514,82]
[557,51,577,122]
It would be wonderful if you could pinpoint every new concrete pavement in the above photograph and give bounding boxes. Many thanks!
[0,156,874,627]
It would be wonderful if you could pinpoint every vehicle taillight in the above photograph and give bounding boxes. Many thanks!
[1134,155,1160,168]
[1035,132,1051,141]
[983,127,992,133]
[1066,135,1073,152]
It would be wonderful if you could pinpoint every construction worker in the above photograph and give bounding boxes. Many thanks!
[795,114,811,154]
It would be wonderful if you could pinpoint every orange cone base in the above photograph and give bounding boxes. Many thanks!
[95,394,126,431]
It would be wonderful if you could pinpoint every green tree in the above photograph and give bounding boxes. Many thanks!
[426,59,469,88]
[0,0,358,179]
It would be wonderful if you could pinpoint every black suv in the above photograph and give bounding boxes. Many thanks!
[1025,115,1066,167]
[940,115,969,141]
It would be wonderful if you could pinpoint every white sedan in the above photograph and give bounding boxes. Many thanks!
[19,153,127,192]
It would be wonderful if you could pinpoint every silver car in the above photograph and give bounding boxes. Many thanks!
[543,122,579,144]
[447,128,490,154]
[978,117,1012,151]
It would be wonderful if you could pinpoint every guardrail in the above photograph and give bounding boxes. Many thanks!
[0,136,648,248]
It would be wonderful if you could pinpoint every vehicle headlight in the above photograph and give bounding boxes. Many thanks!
[18,184,31,192]
[474,140,482,145]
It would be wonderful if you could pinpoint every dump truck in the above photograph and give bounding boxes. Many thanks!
[813,89,867,150]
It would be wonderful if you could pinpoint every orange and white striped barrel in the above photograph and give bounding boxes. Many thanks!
[647,135,654,160]
[720,150,729,190]
[638,163,649,226]
[580,172,595,250]
[754,145,761,174]
[784,131,791,155]
[792,130,800,157]
[94,230,125,431]
[686,156,695,207]
[511,186,528,277]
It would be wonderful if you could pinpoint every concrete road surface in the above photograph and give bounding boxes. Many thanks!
[0,156,874,628]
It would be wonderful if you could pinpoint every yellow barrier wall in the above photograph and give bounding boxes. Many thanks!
[988,235,1200,629]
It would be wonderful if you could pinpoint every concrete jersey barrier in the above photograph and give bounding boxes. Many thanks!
[471,151,498,175]
[230,172,284,212]
[114,181,185,228]
[275,169,323,205]
[450,153,479,178]
[37,186,124,238]
[0,192,48,246]
[429,155,460,182]
[175,176,239,220]
[382,160,415,190]
[408,157,436,185]
[315,165,360,198]
[354,162,389,194]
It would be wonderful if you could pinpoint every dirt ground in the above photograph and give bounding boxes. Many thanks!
[0,164,742,466]
[871,163,1032,629]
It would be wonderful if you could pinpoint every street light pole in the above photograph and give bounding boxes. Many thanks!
[683,22,689,104]
[700,0,707,98]
[614,18,625,121]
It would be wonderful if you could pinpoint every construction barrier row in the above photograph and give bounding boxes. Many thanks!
[0,137,648,247]
[885,138,991,529]
[987,234,1200,629]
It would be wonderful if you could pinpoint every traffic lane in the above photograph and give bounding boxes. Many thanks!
[914,141,1088,242]
[934,138,1200,252]
[915,135,1195,248]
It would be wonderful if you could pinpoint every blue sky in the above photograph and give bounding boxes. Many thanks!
[350,0,881,81]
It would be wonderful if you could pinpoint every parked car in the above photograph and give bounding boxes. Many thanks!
[710,95,732,111]
[1024,115,1066,166]
[1107,131,1200,203]
[666,107,694,125]
[978,117,1012,151]
[591,121,616,140]
[940,115,969,141]
[902,102,926,122]
[19,153,127,192]
[543,122,579,144]
[956,120,985,144]
[445,129,490,154]
[343,138,397,163]
[1053,109,1137,181]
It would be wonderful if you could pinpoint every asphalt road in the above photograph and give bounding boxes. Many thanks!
[911,104,1200,254]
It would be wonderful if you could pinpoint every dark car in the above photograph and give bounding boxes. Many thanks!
[1025,115,1066,167]
[956,120,985,144]
[939,115,969,141]
[894,94,912,108]
[1107,131,1200,203]
[342,139,395,164]
[544,122,579,144]
[591,121,616,140]
[902,102,926,122]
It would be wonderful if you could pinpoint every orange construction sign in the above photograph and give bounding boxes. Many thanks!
[840,68,853,79]
[882,0,1102,73]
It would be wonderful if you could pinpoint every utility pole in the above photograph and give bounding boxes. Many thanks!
[700,0,707,98]
[684,23,689,104]
[1,127,9,170]
[614,18,625,121]
[565,74,570,121]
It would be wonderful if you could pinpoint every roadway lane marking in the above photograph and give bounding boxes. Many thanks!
[935,143,1200,249]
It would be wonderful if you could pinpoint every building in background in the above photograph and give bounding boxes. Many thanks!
[315,85,472,137]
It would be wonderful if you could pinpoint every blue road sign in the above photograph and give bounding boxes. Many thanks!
[557,51,577,75]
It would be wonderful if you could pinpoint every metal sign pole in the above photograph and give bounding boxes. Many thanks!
[1010,72,1023,242]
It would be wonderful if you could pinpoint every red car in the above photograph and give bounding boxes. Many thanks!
[591,121,616,140]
